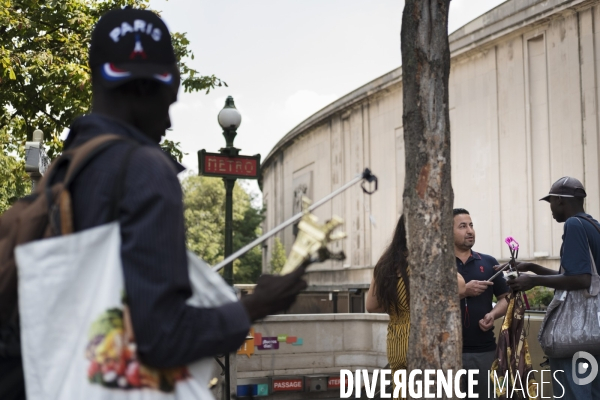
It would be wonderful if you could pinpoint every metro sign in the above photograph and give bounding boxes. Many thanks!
[198,150,261,180]
[272,378,304,392]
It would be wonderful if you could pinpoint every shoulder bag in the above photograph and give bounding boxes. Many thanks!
[537,216,600,358]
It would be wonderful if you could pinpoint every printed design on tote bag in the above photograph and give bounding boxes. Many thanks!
[86,301,190,392]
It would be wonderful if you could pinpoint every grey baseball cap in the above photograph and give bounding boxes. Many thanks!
[540,176,587,202]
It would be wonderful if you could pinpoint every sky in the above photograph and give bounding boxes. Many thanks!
[147,0,507,194]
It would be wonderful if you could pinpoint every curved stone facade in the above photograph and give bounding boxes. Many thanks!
[261,0,600,288]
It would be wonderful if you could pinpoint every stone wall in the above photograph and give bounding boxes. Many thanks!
[234,312,554,398]
[237,313,389,379]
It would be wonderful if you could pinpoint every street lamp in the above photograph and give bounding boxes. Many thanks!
[218,97,239,400]
[218,96,242,149]
[198,96,261,400]
[24,129,50,190]
[218,96,241,287]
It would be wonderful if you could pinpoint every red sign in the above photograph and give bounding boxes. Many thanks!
[198,150,261,179]
[272,378,304,392]
[328,376,348,389]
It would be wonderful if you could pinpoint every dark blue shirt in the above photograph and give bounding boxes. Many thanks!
[457,251,509,353]
[560,213,600,275]
[61,114,251,368]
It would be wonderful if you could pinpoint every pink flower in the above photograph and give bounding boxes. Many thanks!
[505,236,519,251]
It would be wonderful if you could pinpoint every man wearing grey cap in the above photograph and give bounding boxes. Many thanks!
[507,176,600,398]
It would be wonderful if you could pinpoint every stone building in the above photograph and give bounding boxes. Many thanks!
[260,0,600,295]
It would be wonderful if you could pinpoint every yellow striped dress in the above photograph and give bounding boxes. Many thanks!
[387,274,410,393]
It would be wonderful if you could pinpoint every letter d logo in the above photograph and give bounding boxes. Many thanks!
[572,351,599,385]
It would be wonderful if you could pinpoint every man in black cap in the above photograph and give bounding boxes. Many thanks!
[20,5,304,381]
[81,6,307,363]
[507,176,600,398]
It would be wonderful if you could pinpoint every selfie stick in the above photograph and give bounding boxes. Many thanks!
[486,262,510,282]
[212,168,378,272]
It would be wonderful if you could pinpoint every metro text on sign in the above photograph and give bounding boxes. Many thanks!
[198,150,261,179]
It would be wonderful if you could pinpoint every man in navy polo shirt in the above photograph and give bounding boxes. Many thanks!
[454,208,509,399]
[508,177,600,399]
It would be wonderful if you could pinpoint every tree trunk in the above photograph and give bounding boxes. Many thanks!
[401,0,462,392]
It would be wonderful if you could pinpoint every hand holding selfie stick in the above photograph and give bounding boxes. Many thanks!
[502,236,530,308]
[279,199,347,275]
[504,236,520,280]
[487,237,520,282]
[487,262,510,282]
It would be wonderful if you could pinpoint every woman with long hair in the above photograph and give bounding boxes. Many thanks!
[366,215,465,379]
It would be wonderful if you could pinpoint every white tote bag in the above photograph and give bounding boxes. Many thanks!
[15,221,237,400]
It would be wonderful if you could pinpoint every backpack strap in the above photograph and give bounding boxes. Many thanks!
[64,134,132,185]
[35,135,125,196]
[40,135,131,236]
[38,135,125,189]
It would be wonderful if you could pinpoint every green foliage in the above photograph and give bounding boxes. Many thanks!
[0,0,225,209]
[183,176,264,284]
[526,286,554,308]
[0,127,30,212]
[269,237,287,274]
[232,191,264,284]
[170,31,227,94]
[160,138,186,163]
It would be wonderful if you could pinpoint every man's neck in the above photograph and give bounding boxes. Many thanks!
[455,248,472,264]
[565,207,586,220]
[91,90,135,128]
[91,108,133,127]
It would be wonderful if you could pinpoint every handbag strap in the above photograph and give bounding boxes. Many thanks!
[574,216,600,278]
[577,214,600,235]
[575,218,600,297]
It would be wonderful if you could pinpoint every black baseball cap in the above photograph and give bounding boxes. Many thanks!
[540,176,587,202]
[89,8,179,91]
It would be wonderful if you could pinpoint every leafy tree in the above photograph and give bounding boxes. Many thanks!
[182,175,264,284]
[269,237,287,274]
[0,129,30,211]
[0,0,224,212]
[232,191,264,284]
